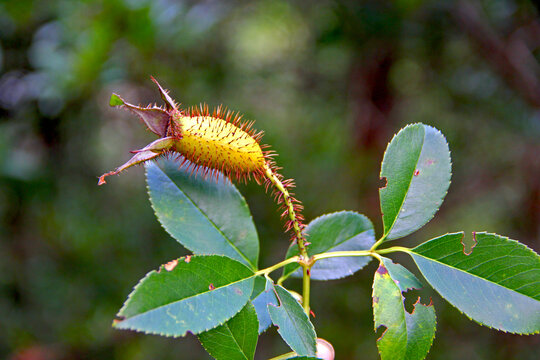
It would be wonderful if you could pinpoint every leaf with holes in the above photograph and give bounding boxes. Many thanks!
[411,232,540,334]
[114,255,255,337]
[146,158,259,270]
[373,258,436,360]
[379,123,451,241]
[198,302,259,360]
[282,211,375,280]
[268,285,317,356]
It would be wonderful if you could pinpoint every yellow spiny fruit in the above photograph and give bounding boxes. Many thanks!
[169,106,269,182]
[98,77,304,243]
[176,116,264,174]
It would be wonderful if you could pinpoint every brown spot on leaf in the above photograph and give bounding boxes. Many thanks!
[376,265,388,275]
[113,316,126,325]
[209,283,215,290]
[379,176,388,189]
[373,296,379,304]
[164,259,178,271]
[414,169,420,176]
[184,255,192,263]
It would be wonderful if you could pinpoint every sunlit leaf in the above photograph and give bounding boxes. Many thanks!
[198,302,259,360]
[115,255,255,337]
[373,258,436,360]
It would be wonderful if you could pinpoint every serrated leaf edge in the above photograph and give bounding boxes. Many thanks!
[114,255,255,337]
[373,262,437,360]
[199,303,258,360]
[269,286,317,356]
[380,123,452,241]
[411,231,540,335]
[145,161,258,270]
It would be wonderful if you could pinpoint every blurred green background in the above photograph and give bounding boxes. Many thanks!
[1,0,539,359]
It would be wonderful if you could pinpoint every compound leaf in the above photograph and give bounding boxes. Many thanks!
[198,302,259,360]
[115,255,255,337]
[146,159,259,270]
[283,211,375,280]
[373,258,436,360]
[411,232,540,334]
[379,124,451,241]
[268,285,317,356]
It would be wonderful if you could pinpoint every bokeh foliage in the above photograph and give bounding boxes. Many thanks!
[1,0,539,359]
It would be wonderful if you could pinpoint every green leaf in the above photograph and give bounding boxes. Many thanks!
[282,211,375,280]
[115,255,255,337]
[198,302,259,360]
[373,258,436,360]
[379,124,451,241]
[268,285,317,356]
[382,257,423,292]
[251,278,277,333]
[109,93,124,106]
[146,159,259,270]
[411,232,540,334]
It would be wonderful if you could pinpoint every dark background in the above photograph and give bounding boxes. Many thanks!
[1,0,539,359]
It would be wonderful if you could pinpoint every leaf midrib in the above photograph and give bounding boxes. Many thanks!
[220,322,250,360]
[126,273,255,318]
[384,127,425,238]
[273,288,316,355]
[411,252,538,301]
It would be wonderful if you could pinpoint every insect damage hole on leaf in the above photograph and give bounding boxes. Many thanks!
[379,176,388,189]
[461,231,478,256]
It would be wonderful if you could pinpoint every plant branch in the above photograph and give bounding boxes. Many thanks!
[268,351,296,360]
[255,256,300,277]
[302,266,310,314]
[370,235,387,251]
[264,164,312,314]
[264,165,308,258]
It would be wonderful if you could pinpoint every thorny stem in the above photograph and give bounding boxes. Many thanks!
[264,164,308,259]
[264,164,312,314]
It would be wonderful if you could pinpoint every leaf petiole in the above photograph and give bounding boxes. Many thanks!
[255,256,301,277]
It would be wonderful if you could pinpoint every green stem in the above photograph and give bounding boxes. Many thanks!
[255,256,300,277]
[370,235,387,251]
[302,266,310,314]
[256,247,411,279]
[268,351,296,360]
[312,250,372,261]
[375,246,411,255]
